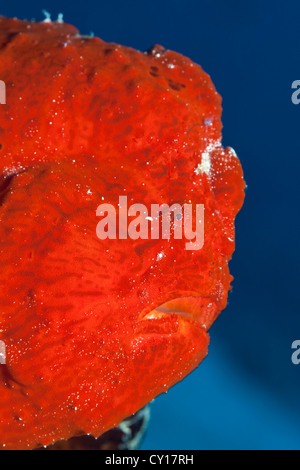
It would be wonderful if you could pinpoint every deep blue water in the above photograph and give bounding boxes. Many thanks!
[1,0,299,450]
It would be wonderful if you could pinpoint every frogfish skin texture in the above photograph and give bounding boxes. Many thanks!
[0,16,245,449]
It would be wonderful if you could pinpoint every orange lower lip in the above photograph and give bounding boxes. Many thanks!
[138,297,210,330]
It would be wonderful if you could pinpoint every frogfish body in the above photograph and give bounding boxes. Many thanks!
[0,16,245,449]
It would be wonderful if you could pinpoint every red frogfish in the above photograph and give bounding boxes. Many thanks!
[0,16,245,449]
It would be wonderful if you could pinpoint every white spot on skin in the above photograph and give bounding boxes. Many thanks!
[227,146,238,158]
[195,151,211,175]
[194,140,221,175]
